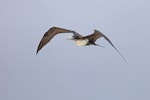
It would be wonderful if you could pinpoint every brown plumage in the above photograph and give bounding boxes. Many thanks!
[36,27,76,54]
[89,30,127,63]
[36,27,127,63]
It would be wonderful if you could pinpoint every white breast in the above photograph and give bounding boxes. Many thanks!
[74,39,89,46]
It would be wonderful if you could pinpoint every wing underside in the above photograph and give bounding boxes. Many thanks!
[36,27,76,54]
[94,30,127,63]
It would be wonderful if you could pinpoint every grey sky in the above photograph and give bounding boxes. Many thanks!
[0,0,150,100]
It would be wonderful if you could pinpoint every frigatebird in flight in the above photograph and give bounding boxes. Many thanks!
[36,27,127,62]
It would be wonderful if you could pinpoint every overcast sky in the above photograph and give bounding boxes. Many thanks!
[1,0,150,100]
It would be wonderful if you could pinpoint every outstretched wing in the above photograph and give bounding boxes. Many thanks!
[94,30,127,63]
[84,30,101,43]
[36,27,75,54]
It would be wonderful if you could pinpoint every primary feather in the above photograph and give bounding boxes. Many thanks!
[92,30,127,63]
[36,27,76,54]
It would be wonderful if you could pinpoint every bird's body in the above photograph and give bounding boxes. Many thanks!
[74,39,89,46]
[36,27,127,63]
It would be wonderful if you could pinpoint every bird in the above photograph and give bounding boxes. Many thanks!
[36,27,127,63]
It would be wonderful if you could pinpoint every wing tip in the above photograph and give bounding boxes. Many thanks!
[36,48,40,55]
[36,50,39,55]
[36,45,41,55]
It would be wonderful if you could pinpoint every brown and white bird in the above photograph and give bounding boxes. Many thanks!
[36,27,127,62]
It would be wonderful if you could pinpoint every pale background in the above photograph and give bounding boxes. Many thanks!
[0,0,150,100]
